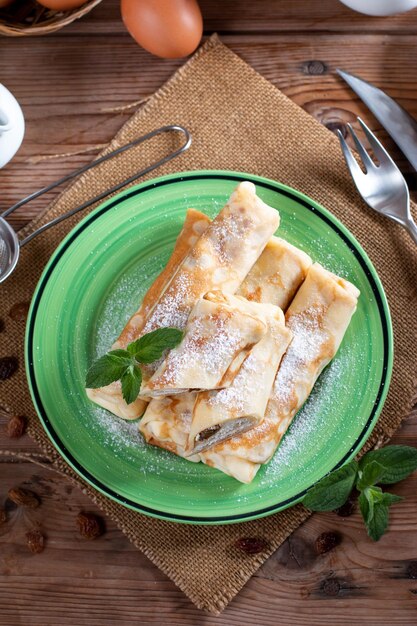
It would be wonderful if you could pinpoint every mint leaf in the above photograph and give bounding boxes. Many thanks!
[359,491,371,523]
[359,446,417,484]
[127,328,184,364]
[86,354,129,388]
[360,486,383,523]
[86,326,183,404]
[107,349,131,361]
[121,365,142,404]
[359,488,402,540]
[368,486,384,503]
[365,502,389,541]
[303,460,358,511]
[357,461,386,490]
[300,447,411,543]
[381,492,403,506]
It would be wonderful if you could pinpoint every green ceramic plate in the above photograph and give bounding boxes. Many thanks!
[25,171,393,524]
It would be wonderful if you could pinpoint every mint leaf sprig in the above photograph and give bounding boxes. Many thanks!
[303,445,417,541]
[85,327,183,405]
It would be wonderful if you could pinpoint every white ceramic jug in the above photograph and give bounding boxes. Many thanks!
[339,0,417,15]
[0,83,25,169]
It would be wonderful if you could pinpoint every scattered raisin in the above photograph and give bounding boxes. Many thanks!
[235,537,270,555]
[322,578,340,596]
[315,531,341,555]
[0,508,6,525]
[7,487,40,509]
[9,302,30,322]
[407,561,417,580]
[6,415,27,439]
[76,512,103,540]
[26,530,45,554]
[0,356,18,381]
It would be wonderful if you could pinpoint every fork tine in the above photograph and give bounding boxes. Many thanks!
[346,123,375,172]
[337,129,365,181]
[357,117,395,167]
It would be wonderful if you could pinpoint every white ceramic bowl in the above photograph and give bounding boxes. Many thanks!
[339,0,417,16]
[0,83,25,169]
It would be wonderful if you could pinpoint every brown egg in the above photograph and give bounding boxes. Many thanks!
[36,0,87,10]
[0,0,15,8]
[121,0,203,59]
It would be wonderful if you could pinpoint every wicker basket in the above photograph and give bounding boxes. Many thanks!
[0,0,103,36]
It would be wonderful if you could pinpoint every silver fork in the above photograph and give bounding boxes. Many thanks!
[337,117,417,245]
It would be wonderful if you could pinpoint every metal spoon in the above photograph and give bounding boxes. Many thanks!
[0,124,192,284]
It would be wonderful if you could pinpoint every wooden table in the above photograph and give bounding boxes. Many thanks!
[1,1,417,624]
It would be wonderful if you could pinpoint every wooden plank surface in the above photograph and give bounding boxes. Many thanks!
[1,416,417,625]
[70,0,417,34]
[1,1,417,623]
[2,32,417,228]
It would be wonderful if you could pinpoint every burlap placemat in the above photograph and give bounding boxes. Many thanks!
[1,35,417,614]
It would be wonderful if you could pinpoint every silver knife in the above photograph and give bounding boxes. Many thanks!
[336,68,417,172]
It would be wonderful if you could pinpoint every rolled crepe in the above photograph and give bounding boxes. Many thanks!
[187,293,292,454]
[141,181,280,337]
[238,236,312,311]
[140,392,201,462]
[139,392,258,482]
[202,263,360,482]
[201,451,259,484]
[86,208,211,419]
[141,291,267,397]
[137,235,315,480]
[88,182,279,420]
[115,210,210,350]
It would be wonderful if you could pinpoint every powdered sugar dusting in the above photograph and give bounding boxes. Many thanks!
[257,330,367,490]
[263,355,346,480]
[90,407,145,452]
[143,271,192,332]
[157,313,248,385]
[141,210,250,335]
[94,257,158,356]
[209,211,246,264]
[206,347,264,415]
[88,405,203,478]
[272,307,327,406]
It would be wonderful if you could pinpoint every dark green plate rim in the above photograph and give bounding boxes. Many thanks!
[25,171,393,524]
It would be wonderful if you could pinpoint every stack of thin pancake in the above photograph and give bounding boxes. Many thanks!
[86,182,360,483]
